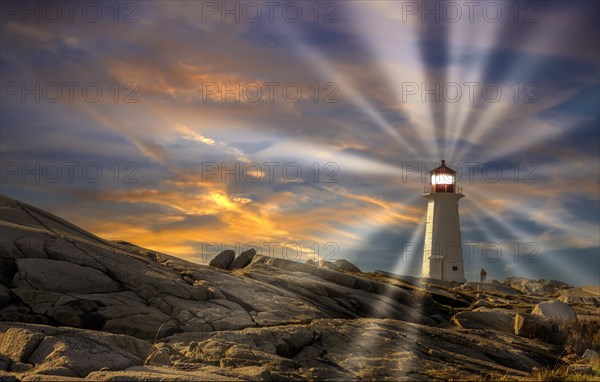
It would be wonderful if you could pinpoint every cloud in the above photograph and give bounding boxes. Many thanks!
[0,1,597,283]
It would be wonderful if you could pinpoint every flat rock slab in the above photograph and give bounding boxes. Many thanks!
[15,259,120,294]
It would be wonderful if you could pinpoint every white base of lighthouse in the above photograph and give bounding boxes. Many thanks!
[422,192,465,282]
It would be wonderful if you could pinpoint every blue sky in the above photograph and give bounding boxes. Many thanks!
[1,1,598,285]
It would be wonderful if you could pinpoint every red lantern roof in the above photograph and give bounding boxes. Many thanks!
[430,160,456,174]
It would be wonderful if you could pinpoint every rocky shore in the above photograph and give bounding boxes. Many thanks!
[0,194,598,381]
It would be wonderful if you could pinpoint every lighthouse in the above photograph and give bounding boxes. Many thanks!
[422,160,465,282]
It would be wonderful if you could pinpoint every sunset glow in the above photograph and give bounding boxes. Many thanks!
[1,1,598,286]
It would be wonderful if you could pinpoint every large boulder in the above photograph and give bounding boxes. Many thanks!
[316,258,364,273]
[14,259,121,294]
[208,250,235,270]
[531,300,577,320]
[514,313,552,339]
[451,308,515,334]
[334,259,361,273]
[229,248,256,270]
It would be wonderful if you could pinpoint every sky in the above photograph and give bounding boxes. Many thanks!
[1,1,598,286]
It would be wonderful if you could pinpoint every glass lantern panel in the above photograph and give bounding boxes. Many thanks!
[432,173,454,185]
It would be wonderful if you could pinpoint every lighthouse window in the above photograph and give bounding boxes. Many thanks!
[452,266,458,271]
[432,174,453,185]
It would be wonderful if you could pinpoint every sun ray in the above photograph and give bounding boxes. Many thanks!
[462,210,540,281]
[446,13,505,160]
[391,213,427,277]
[291,41,422,158]
[468,203,596,282]
[346,2,440,158]
[468,187,598,251]
[343,213,429,378]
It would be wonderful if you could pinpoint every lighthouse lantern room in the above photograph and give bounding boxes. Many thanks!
[430,160,456,193]
[422,160,466,282]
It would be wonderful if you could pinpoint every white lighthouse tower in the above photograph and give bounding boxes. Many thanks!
[422,160,465,282]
